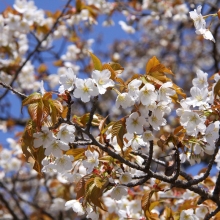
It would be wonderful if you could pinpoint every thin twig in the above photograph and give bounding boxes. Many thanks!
[0,81,27,99]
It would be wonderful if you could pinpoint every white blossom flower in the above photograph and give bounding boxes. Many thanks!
[139,83,157,106]
[119,172,132,184]
[192,69,208,89]
[158,82,175,103]
[33,126,54,148]
[189,5,206,30]
[119,21,135,34]
[139,103,156,118]
[180,209,199,220]
[58,68,76,94]
[180,111,206,136]
[57,124,75,144]
[83,150,99,173]
[156,101,172,115]
[185,87,208,107]
[124,133,148,151]
[129,199,142,214]
[86,207,99,220]
[196,28,215,43]
[65,200,85,216]
[55,155,74,173]
[73,78,99,102]
[204,121,219,152]
[103,197,117,213]
[45,140,69,158]
[195,206,208,219]
[127,79,142,99]
[42,162,57,175]
[4,13,21,31]
[126,112,145,134]
[0,149,12,162]
[148,110,166,130]
[92,69,115,94]
[142,130,154,142]
[111,185,128,200]
[115,93,135,109]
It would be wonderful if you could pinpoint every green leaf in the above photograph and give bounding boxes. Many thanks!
[89,51,102,70]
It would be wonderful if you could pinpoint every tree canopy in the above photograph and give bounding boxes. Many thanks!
[0,0,220,219]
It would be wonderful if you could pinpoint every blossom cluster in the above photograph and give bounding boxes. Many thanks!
[189,5,216,42]
[176,69,219,164]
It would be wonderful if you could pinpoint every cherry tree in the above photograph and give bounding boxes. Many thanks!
[0,0,220,219]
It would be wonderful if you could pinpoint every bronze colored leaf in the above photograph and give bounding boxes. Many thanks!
[214,80,220,97]
[22,93,42,106]
[102,63,116,79]
[37,64,47,74]
[146,56,160,74]
[53,59,63,67]
[66,148,85,161]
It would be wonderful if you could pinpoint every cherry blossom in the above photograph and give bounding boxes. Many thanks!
[59,68,76,94]
[45,139,69,158]
[196,28,215,43]
[119,172,132,184]
[73,78,99,102]
[126,112,145,134]
[189,5,205,30]
[65,199,85,216]
[55,155,74,173]
[83,150,99,174]
[139,83,157,106]
[127,79,142,99]
[33,126,54,148]
[115,92,135,109]
[92,69,115,94]
[111,185,128,200]
[57,124,75,144]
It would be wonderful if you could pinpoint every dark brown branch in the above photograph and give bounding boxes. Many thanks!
[144,140,153,172]
[124,175,150,187]
[179,138,220,187]
[130,151,166,167]
[0,81,27,99]
[204,206,220,220]
[213,171,220,196]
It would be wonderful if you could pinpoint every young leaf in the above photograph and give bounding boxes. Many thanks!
[88,51,102,71]
[214,80,220,97]
[22,93,42,106]
[66,148,85,161]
